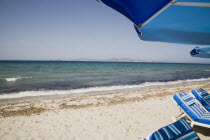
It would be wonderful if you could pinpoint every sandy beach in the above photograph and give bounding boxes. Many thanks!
[0,82,210,140]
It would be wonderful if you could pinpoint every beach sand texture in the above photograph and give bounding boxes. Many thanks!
[0,82,210,140]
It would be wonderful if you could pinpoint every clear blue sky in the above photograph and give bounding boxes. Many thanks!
[0,0,209,63]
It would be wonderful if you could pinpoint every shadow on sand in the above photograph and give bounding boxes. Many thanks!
[194,126,210,136]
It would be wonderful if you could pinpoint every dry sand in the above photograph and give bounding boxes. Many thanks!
[0,82,210,140]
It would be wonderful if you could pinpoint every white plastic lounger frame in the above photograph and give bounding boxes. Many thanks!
[171,97,210,129]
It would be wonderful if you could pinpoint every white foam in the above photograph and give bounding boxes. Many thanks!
[5,76,32,82]
[5,78,19,82]
[0,77,210,99]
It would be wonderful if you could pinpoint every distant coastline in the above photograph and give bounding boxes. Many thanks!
[0,59,209,65]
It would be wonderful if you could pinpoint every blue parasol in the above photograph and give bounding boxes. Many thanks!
[98,0,210,45]
[190,46,210,58]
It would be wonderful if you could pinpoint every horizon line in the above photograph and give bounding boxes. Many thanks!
[0,60,209,65]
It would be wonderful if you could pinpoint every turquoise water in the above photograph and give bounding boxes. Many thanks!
[0,61,210,97]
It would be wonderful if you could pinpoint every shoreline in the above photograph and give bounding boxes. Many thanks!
[0,81,210,139]
[1,77,210,104]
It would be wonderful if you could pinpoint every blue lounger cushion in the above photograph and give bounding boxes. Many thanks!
[143,119,200,140]
[173,92,210,125]
[192,88,210,112]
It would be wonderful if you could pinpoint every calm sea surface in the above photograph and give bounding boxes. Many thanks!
[0,61,210,97]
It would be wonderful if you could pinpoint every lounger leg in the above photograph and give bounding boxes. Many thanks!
[190,122,194,128]
[171,113,186,122]
[171,117,177,122]
[177,113,186,120]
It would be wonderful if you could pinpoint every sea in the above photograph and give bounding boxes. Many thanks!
[0,61,210,99]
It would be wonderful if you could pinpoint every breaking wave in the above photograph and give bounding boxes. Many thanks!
[0,77,210,99]
[4,76,32,82]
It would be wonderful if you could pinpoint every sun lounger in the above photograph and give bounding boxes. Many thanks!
[191,88,210,112]
[142,119,200,140]
[173,92,210,128]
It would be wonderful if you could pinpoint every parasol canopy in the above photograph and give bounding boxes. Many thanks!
[190,46,210,58]
[98,0,210,45]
